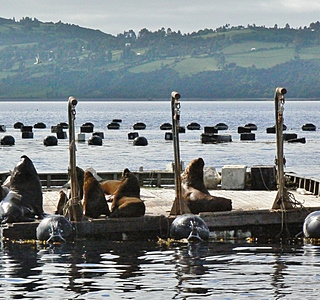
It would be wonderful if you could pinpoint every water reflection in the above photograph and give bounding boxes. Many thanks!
[0,243,40,295]
[0,240,320,298]
[173,242,210,298]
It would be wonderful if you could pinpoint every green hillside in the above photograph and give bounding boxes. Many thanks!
[0,17,320,99]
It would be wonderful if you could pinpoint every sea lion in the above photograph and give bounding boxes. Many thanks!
[36,214,74,243]
[63,166,85,199]
[0,185,9,200]
[55,190,68,215]
[83,170,110,218]
[181,158,232,214]
[100,179,122,195]
[0,191,35,223]
[110,168,145,218]
[9,155,45,219]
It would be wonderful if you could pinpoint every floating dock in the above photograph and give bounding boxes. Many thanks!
[1,172,320,242]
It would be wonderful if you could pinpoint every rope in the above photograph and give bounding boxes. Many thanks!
[276,189,308,238]
[258,167,273,191]
[63,195,82,238]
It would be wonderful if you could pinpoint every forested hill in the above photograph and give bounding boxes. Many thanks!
[0,17,320,99]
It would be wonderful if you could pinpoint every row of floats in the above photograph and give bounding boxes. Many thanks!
[0,119,316,133]
[0,119,317,146]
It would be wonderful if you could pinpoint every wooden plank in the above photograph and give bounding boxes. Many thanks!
[199,207,320,228]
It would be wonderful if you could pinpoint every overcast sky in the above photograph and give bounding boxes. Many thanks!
[1,0,320,35]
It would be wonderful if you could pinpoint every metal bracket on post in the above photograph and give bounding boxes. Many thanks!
[67,96,83,221]
[170,91,191,215]
[272,87,293,210]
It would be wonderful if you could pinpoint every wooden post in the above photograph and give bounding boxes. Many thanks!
[272,87,293,210]
[67,96,83,221]
[170,91,191,215]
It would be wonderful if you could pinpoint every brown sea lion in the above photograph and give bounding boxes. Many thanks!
[83,170,110,218]
[110,168,145,218]
[67,166,85,200]
[100,179,122,196]
[55,190,68,215]
[181,158,232,214]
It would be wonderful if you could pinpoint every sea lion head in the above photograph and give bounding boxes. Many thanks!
[181,158,208,194]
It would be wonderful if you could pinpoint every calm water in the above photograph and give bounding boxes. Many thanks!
[1,239,320,299]
[1,100,320,298]
[1,100,320,177]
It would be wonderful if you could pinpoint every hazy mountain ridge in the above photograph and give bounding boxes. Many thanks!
[0,17,319,99]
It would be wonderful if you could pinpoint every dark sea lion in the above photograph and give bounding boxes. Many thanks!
[110,168,145,218]
[0,185,9,200]
[0,191,34,223]
[36,214,74,243]
[9,155,45,219]
[181,158,232,214]
[83,170,110,218]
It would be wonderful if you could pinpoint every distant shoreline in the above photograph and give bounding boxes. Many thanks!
[0,98,319,102]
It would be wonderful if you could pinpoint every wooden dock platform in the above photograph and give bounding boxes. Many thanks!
[1,185,320,242]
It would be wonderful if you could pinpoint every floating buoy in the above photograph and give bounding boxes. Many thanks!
[14,122,23,129]
[57,122,68,129]
[88,135,103,146]
[238,126,251,134]
[128,132,139,140]
[244,123,257,130]
[187,122,201,130]
[36,215,74,243]
[34,122,46,129]
[107,122,120,130]
[1,135,15,146]
[266,124,287,134]
[201,133,218,144]
[287,137,306,143]
[43,135,58,146]
[204,126,218,134]
[165,132,173,140]
[22,132,34,139]
[170,214,209,242]
[133,136,148,146]
[214,122,228,130]
[81,122,94,133]
[160,123,172,130]
[93,132,104,139]
[240,133,255,141]
[303,211,320,238]
[283,133,298,141]
[21,125,33,132]
[201,133,232,143]
[302,123,316,131]
[56,131,67,139]
[133,122,146,130]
